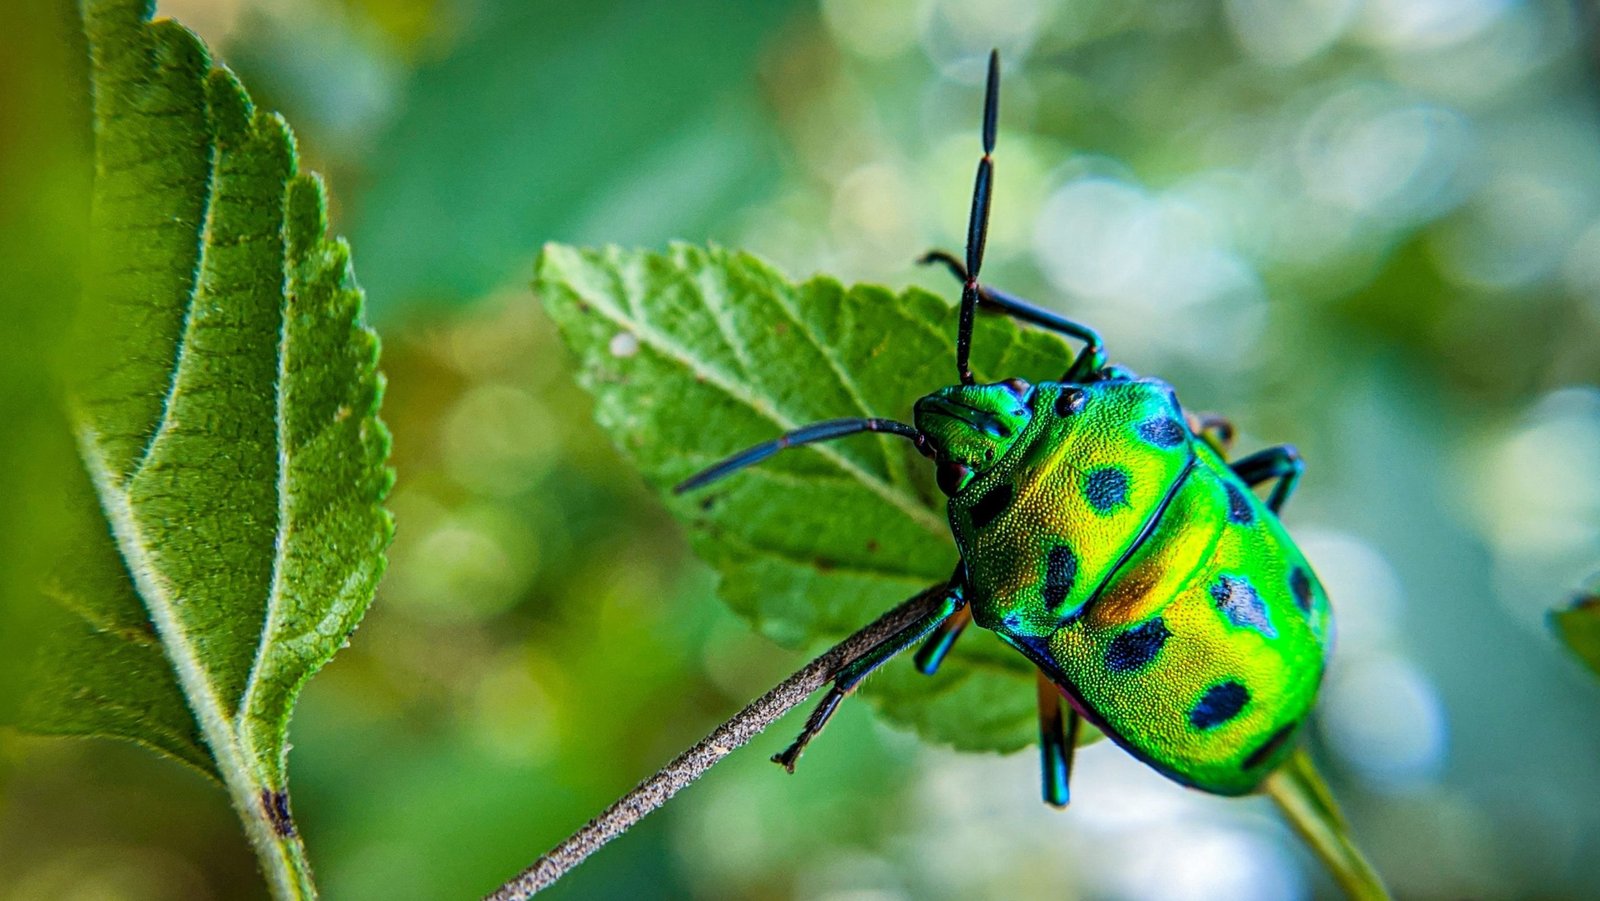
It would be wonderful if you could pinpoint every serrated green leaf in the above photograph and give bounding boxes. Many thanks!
[536,242,1087,753]
[8,2,394,897]
[1552,579,1600,678]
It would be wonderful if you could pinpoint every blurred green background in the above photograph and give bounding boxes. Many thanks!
[4,0,1600,898]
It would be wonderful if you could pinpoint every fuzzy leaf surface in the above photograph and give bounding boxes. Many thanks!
[12,1,393,895]
[537,243,1086,752]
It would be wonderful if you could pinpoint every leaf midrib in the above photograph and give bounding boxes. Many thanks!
[565,257,946,537]
[74,418,268,819]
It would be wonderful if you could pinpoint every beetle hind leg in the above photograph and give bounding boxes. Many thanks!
[1231,444,1304,513]
[1037,670,1081,808]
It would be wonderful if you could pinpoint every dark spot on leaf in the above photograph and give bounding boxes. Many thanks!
[699,496,716,512]
[1105,617,1170,672]
[1042,545,1078,609]
[969,482,1013,529]
[1084,467,1130,513]
[1225,481,1253,525]
[262,789,295,837]
[866,539,879,553]
[814,557,836,573]
[1290,567,1313,613]
[1210,575,1275,637]
[1190,681,1250,730]
[1243,722,1297,770]
[1137,417,1186,448]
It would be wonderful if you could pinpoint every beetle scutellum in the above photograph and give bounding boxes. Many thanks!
[676,51,1329,803]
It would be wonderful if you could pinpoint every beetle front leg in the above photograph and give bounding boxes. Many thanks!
[919,249,1106,380]
[912,604,972,675]
[1036,670,1081,808]
[1231,445,1304,514]
[772,586,966,772]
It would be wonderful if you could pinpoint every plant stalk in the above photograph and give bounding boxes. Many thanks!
[484,582,949,901]
[1264,748,1390,900]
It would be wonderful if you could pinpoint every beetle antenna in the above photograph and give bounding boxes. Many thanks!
[674,418,928,494]
[955,49,1000,386]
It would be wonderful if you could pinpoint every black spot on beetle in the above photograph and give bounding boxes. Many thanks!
[1054,388,1087,417]
[1105,617,1171,672]
[969,482,1013,529]
[1224,482,1254,525]
[1243,722,1297,770]
[1211,575,1275,638]
[1190,681,1250,730]
[262,789,296,837]
[1042,545,1078,609]
[1290,567,1313,613]
[1084,467,1130,513]
[1137,416,1186,448]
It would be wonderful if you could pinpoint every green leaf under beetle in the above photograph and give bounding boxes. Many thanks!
[1552,578,1600,678]
[536,242,1088,753]
[10,2,393,896]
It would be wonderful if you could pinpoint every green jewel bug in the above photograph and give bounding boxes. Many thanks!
[674,50,1331,804]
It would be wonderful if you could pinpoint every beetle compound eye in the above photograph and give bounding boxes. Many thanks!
[1054,388,1086,417]
[937,461,971,496]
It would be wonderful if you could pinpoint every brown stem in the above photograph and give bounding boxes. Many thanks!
[483,582,950,901]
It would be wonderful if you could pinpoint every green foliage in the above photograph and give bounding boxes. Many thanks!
[537,242,1087,753]
[0,0,90,771]
[7,1,393,896]
[352,0,798,310]
[1552,579,1600,678]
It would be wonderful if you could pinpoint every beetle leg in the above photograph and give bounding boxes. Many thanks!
[1187,412,1236,458]
[919,249,1107,381]
[772,586,967,772]
[912,604,972,675]
[1231,445,1304,513]
[1036,670,1080,808]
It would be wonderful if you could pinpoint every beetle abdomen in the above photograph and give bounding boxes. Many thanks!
[1047,442,1331,795]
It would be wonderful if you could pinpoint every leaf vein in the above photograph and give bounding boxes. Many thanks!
[563,266,946,537]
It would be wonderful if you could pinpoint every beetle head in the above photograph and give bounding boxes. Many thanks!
[914,379,1035,495]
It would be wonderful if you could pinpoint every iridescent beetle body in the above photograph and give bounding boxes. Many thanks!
[922,377,1329,795]
[676,52,1332,803]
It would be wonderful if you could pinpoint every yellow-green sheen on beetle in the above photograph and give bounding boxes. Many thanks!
[674,49,1331,807]
[932,378,1329,795]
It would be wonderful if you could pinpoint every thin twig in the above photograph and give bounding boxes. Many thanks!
[484,582,949,901]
